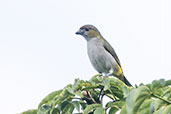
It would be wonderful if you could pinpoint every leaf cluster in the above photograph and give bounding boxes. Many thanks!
[21,76,171,114]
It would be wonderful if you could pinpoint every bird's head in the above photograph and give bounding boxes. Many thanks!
[76,25,102,41]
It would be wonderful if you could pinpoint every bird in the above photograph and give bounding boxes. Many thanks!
[75,24,132,86]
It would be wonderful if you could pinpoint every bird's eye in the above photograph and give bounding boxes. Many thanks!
[85,28,89,31]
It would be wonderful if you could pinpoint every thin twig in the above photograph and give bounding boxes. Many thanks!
[152,93,171,104]
[72,97,82,100]
[100,94,104,102]
[98,88,103,101]
[94,73,102,77]
[87,91,97,104]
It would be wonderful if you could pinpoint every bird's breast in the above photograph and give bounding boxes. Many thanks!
[87,39,117,73]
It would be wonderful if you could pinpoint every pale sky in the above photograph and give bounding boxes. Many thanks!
[0,0,171,114]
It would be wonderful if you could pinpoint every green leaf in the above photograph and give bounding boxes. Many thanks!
[153,105,171,114]
[108,107,118,114]
[90,89,100,103]
[83,104,101,114]
[123,88,135,114]
[89,75,101,84]
[121,86,151,114]
[120,104,127,114]
[66,86,75,95]
[106,100,124,108]
[75,90,84,98]
[79,101,86,110]
[94,107,105,114]
[53,88,75,106]
[153,99,165,111]
[21,109,37,114]
[61,101,74,114]
[38,90,62,108]
[72,78,80,90]
[159,79,165,87]
[161,87,171,97]
[106,101,124,114]
[138,99,153,114]
[51,108,60,114]
[132,86,151,113]
[109,77,125,88]
[82,83,100,90]
[37,105,51,114]
[151,79,165,90]
[149,102,155,114]
[123,86,130,98]
[165,79,171,86]
[72,101,80,112]
[103,78,110,91]
[153,107,164,114]
[110,87,123,99]
[162,105,171,114]
[44,88,75,114]
[20,77,171,114]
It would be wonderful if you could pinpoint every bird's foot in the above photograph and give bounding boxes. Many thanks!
[102,73,108,78]
[102,69,113,77]
[101,73,112,78]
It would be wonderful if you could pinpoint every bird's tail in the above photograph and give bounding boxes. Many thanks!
[123,75,132,86]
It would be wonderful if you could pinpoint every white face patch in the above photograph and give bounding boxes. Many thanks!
[84,31,89,36]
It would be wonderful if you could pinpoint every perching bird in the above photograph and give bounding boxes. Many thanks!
[76,25,132,86]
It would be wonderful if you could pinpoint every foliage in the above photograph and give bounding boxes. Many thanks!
[21,75,171,114]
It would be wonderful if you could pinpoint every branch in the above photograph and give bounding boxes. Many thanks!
[152,93,171,104]
[98,88,103,101]
[87,91,97,104]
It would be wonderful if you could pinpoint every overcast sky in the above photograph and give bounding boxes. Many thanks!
[0,0,171,114]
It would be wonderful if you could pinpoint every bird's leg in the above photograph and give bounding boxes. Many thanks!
[102,69,113,78]
[101,73,109,78]
[102,73,107,76]
[105,69,114,76]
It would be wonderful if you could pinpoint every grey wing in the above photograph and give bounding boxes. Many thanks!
[103,39,122,67]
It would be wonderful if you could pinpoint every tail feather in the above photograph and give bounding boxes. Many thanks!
[123,76,132,86]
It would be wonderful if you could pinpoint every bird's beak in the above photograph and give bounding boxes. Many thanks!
[75,29,84,35]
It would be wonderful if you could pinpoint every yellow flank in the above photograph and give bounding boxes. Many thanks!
[115,65,123,78]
